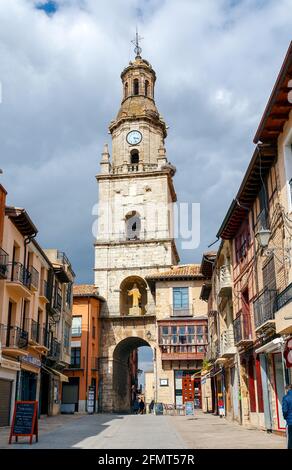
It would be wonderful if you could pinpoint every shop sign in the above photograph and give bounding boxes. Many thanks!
[284,338,292,368]
[21,356,41,368]
[159,378,168,387]
[0,357,21,371]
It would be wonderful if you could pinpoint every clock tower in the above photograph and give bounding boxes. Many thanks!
[94,45,179,412]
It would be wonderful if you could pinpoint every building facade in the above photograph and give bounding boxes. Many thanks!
[62,284,103,413]
[146,265,208,408]
[0,187,74,425]
[201,41,292,434]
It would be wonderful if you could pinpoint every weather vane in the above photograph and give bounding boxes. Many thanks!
[131,27,143,58]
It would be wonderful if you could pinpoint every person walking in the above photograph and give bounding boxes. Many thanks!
[149,399,155,414]
[139,398,145,415]
[133,398,140,415]
[282,384,292,449]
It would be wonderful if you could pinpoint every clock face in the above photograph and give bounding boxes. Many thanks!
[126,130,142,145]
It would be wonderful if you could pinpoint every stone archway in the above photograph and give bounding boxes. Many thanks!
[112,336,151,412]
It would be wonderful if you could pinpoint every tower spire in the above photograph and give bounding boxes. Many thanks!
[131,27,143,58]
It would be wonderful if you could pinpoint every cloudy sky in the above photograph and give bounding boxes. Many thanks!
[1,0,292,285]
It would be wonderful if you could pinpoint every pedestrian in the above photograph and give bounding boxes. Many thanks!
[133,398,140,415]
[282,384,292,449]
[139,398,145,415]
[149,399,155,414]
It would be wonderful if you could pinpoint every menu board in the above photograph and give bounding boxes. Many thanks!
[9,401,38,444]
[185,401,195,416]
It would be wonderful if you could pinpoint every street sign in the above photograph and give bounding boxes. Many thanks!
[87,386,95,414]
[9,401,38,444]
[185,401,194,416]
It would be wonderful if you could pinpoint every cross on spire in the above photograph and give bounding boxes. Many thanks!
[131,27,143,58]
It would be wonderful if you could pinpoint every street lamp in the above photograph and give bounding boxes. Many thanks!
[255,228,271,249]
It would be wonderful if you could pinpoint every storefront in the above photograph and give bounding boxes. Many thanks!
[19,354,42,402]
[0,357,20,426]
[174,370,202,408]
[41,365,69,416]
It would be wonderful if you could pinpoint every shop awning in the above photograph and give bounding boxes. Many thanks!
[255,338,284,354]
[42,365,69,382]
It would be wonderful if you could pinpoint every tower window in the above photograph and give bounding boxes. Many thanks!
[145,80,149,97]
[130,150,139,164]
[133,79,139,95]
[125,82,128,98]
[125,211,141,240]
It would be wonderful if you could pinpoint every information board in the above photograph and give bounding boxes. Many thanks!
[9,401,38,444]
[185,401,194,416]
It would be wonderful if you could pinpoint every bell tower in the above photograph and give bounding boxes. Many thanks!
[94,38,179,412]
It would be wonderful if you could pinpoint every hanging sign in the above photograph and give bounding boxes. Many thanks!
[9,401,38,445]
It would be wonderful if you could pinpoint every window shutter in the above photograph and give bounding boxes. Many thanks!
[262,256,276,290]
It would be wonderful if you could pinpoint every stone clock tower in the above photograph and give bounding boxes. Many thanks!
[94,45,179,412]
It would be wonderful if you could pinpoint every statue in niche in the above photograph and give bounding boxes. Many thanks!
[128,283,141,307]
[127,283,142,315]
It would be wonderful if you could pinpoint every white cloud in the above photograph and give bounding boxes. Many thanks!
[0,0,292,281]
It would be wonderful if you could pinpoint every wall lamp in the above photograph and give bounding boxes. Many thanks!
[255,228,291,262]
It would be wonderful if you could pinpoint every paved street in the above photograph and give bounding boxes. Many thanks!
[0,411,286,449]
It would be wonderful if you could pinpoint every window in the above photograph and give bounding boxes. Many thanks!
[125,211,141,240]
[72,316,82,337]
[64,322,70,351]
[145,80,149,97]
[235,218,251,263]
[70,347,81,368]
[130,150,139,164]
[66,282,73,307]
[173,287,189,309]
[159,324,207,346]
[125,82,128,98]
[133,79,139,95]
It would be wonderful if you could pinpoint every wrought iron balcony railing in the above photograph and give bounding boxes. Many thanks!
[68,356,85,370]
[0,324,28,349]
[48,337,61,361]
[42,326,50,348]
[220,329,236,356]
[53,289,62,312]
[40,279,50,299]
[277,282,292,311]
[71,326,82,337]
[0,247,9,278]
[29,266,39,291]
[24,318,40,343]
[233,311,252,345]
[253,289,277,329]
[7,262,31,288]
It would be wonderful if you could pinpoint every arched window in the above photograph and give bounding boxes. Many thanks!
[125,211,141,240]
[130,150,139,164]
[145,80,149,97]
[124,82,128,98]
[133,79,139,95]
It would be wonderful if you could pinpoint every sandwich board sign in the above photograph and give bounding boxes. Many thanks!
[185,401,194,416]
[9,401,38,444]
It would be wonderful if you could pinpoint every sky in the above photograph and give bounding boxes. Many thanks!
[1,0,292,288]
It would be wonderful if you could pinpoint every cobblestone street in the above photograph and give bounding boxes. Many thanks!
[0,411,286,449]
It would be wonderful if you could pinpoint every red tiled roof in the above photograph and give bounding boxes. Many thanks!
[146,264,204,281]
[73,284,100,297]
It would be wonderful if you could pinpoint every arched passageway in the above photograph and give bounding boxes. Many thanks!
[112,336,152,412]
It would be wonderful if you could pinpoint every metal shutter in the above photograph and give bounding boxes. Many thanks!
[0,379,12,426]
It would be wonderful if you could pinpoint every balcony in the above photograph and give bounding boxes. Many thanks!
[220,329,236,357]
[39,279,50,302]
[29,266,39,291]
[53,289,62,312]
[171,305,193,317]
[42,326,50,349]
[0,324,28,356]
[25,318,41,344]
[233,311,253,346]
[160,344,207,361]
[111,162,158,175]
[67,356,85,370]
[6,262,31,296]
[218,265,232,297]
[275,282,292,335]
[0,247,9,279]
[207,341,220,362]
[253,289,277,331]
[47,338,61,361]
